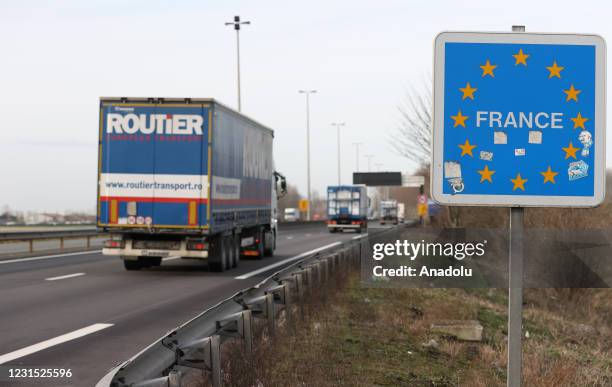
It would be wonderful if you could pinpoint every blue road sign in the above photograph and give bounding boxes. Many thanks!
[432,32,606,207]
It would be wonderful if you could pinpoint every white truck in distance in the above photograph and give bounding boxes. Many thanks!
[380,200,399,225]
[283,208,299,222]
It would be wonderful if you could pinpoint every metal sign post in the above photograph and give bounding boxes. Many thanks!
[508,206,524,386]
[507,22,526,387]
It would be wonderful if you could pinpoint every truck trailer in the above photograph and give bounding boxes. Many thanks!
[98,97,286,271]
[326,185,368,233]
[380,200,399,225]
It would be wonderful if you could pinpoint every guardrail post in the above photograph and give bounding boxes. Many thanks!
[304,267,314,294]
[60,237,64,250]
[293,272,305,319]
[264,292,275,335]
[279,280,293,326]
[216,310,253,354]
[243,310,253,353]
[29,239,34,253]
[86,235,91,248]
[168,369,182,387]
[204,335,221,387]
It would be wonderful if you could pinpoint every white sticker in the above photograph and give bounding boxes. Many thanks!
[480,151,493,161]
[128,216,136,225]
[145,216,153,225]
[494,131,507,144]
[136,216,145,225]
[528,130,542,144]
[515,148,526,156]
[444,161,462,178]
[118,217,128,225]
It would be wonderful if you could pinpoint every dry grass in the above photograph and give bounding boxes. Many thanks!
[204,274,611,386]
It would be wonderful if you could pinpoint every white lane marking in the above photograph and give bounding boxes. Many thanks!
[0,323,113,364]
[286,236,294,240]
[352,233,368,240]
[0,250,103,265]
[235,242,342,280]
[162,256,181,261]
[45,272,85,281]
[305,233,312,237]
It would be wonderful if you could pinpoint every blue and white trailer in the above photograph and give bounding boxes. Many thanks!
[326,185,368,233]
[380,200,399,225]
[98,97,286,271]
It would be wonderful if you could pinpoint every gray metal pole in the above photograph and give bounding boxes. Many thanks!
[306,93,312,221]
[236,29,241,112]
[508,207,524,387]
[337,125,341,184]
[508,25,525,387]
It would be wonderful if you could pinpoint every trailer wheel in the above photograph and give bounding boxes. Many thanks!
[233,234,240,268]
[263,230,274,257]
[256,230,265,259]
[226,236,235,269]
[208,236,228,272]
[124,260,142,271]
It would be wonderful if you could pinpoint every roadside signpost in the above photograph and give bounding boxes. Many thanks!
[298,199,309,213]
[432,27,606,386]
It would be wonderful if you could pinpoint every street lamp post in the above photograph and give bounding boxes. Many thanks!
[299,90,317,221]
[331,122,345,185]
[225,15,250,112]
[352,142,363,172]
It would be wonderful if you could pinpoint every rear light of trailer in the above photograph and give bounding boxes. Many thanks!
[104,240,125,248]
[351,220,361,225]
[327,220,337,225]
[243,250,259,256]
[187,241,208,251]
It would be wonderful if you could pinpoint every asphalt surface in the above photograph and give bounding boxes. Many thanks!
[0,223,368,387]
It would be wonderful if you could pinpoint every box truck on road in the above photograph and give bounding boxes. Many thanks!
[326,185,368,233]
[98,98,286,271]
[380,200,399,225]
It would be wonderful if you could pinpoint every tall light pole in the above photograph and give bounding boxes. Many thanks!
[364,154,374,172]
[331,122,345,185]
[225,15,250,112]
[299,89,316,221]
[352,142,363,172]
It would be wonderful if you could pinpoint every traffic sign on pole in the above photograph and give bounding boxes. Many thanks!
[298,199,309,212]
[432,32,606,207]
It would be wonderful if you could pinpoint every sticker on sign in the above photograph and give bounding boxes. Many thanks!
[431,32,606,207]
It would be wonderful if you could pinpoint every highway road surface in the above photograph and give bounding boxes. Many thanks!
[0,222,379,387]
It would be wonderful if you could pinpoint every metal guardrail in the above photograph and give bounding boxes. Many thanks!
[0,222,325,255]
[0,228,102,253]
[95,232,373,387]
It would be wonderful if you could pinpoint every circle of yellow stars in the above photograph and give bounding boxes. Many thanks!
[448,48,589,191]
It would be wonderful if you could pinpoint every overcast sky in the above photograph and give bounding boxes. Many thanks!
[0,0,609,212]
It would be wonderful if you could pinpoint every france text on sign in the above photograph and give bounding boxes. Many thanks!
[432,32,606,207]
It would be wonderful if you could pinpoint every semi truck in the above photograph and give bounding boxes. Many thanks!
[380,200,399,225]
[326,185,368,233]
[98,97,286,271]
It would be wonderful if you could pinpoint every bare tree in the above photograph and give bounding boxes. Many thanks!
[389,83,432,167]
